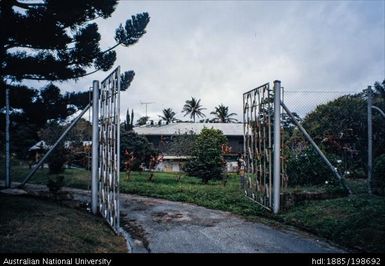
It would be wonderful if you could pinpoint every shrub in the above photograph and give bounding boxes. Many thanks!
[373,154,385,195]
[48,148,66,174]
[47,175,65,193]
[184,128,227,184]
[287,146,339,186]
[120,129,157,170]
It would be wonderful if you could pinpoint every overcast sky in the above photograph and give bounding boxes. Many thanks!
[38,0,385,121]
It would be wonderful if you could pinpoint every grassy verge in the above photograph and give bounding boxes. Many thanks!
[2,161,385,252]
[8,163,91,190]
[0,193,127,253]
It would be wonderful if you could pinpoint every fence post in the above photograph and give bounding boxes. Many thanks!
[273,80,281,214]
[5,86,10,188]
[91,80,99,214]
[367,86,373,195]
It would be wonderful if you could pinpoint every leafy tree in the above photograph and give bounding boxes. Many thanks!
[373,154,385,195]
[136,116,149,126]
[184,128,228,184]
[159,108,176,124]
[374,80,385,99]
[301,94,367,178]
[120,128,156,170]
[286,146,338,186]
[165,133,196,156]
[210,104,237,123]
[286,80,385,182]
[38,121,68,174]
[182,97,206,122]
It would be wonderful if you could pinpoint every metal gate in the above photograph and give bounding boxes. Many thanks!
[242,81,283,212]
[91,66,121,232]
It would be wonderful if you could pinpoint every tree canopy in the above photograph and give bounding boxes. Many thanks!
[159,108,177,124]
[1,0,149,82]
[210,104,237,123]
[184,128,228,183]
[182,97,206,122]
[287,80,385,181]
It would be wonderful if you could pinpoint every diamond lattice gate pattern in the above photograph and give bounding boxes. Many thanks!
[242,82,285,211]
[98,67,121,231]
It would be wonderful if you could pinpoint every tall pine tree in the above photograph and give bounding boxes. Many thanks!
[0,0,150,186]
[0,0,149,82]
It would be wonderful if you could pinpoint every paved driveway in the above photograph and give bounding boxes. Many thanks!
[2,183,345,253]
[118,194,344,253]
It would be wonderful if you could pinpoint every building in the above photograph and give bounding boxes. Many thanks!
[134,122,244,172]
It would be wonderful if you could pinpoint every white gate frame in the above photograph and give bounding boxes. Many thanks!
[91,66,121,232]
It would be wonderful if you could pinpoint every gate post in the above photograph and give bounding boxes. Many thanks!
[91,80,99,214]
[273,80,281,214]
[367,86,373,195]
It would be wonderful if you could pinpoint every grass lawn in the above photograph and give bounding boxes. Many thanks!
[0,193,127,253]
[2,161,385,252]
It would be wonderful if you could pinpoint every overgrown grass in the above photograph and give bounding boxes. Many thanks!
[6,162,91,190]
[0,193,127,253]
[121,172,268,218]
[276,195,385,253]
[2,161,384,252]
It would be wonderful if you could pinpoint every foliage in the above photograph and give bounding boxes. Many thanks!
[0,84,104,160]
[293,83,385,179]
[167,133,197,156]
[136,116,149,126]
[47,148,66,174]
[159,108,177,124]
[120,128,157,170]
[124,108,134,131]
[286,146,339,186]
[47,175,65,193]
[0,0,146,163]
[210,104,238,123]
[1,1,149,81]
[373,154,385,196]
[184,128,228,183]
[38,121,68,173]
[278,194,385,253]
[182,97,206,122]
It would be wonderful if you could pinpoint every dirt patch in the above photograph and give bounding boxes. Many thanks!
[151,210,218,227]
[152,211,191,223]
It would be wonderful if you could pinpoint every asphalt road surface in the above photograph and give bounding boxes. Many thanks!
[118,194,344,253]
[2,183,345,253]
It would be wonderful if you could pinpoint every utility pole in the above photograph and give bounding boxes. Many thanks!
[140,101,154,117]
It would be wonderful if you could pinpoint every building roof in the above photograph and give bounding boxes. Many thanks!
[134,122,243,136]
[29,141,50,151]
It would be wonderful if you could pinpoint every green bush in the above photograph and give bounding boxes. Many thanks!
[48,148,66,174]
[120,129,156,170]
[47,175,64,193]
[373,154,385,195]
[184,128,227,184]
[287,147,338,186]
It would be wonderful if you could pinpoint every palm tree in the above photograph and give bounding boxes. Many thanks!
[210,104,238,123]
[159,108,176,124]
[182,97,206,122]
